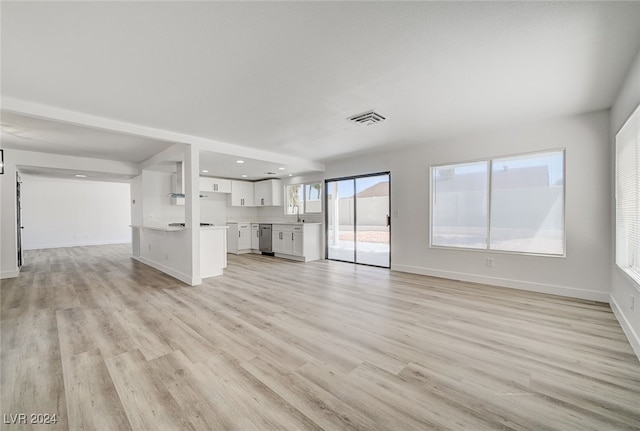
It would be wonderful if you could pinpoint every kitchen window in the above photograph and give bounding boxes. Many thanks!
[431,149,565,256]
[616,103,640,286]
[285,182,323,215]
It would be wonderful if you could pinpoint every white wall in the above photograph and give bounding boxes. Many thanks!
[134,171,258,227]
[610,48,640,358]
[325,110,611,302]
[140,170,185,226]
[21,176,131,250]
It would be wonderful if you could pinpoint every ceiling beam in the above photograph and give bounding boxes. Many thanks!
[2,97,325,173]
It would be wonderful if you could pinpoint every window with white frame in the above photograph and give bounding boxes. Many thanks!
[284,182,322,215]
[431,149,565,256]
[616,103,640,285]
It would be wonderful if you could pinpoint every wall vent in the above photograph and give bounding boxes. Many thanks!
[348,110,386,126]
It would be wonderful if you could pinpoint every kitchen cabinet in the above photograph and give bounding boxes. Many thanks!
[251,223,260,250]
[131,225,228,284]
[272,224,293,255]
[254,179,282,207]
[292,225,303,256]
[271,223,322,261]
[229,181,254,206]
[200,177,231,193]
[227,222,252,254]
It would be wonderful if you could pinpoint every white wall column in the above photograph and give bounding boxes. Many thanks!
[184,145,201,285]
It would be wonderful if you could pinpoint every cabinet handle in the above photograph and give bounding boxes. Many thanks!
[214,184,218,191]
[291,233,294,241]
[238,231,241,238]
[279,232,282,239]
[261,198,264,205]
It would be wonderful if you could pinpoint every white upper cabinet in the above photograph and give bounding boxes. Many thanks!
[254,179,282,207]
[229,180,255,206]
[200,177,231,193]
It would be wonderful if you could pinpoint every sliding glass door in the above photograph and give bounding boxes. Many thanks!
[326,172,390,268]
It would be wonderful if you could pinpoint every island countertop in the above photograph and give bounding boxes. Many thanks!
[130,225,229,232]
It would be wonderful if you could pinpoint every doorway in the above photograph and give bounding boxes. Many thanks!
[16,172,23,268]
[325,172,390,268]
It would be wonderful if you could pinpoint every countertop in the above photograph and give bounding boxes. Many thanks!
[226,221,321,225]
[130,225,229,232]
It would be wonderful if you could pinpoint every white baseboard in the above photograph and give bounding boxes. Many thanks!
[0,268,20,280]
[131,256,200,286]
[610,294,640,361]
[24,239,131,250]
[392,264,610,302]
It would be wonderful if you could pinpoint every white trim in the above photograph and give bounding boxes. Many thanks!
[230,249,253,255]
[610,294,640,361]
[273,253,305,262]
[392,264,610,302]
[0,268,21,280]
[131,256,201,286]
[23,240,131,251]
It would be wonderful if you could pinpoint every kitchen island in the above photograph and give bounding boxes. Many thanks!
[130,224,228,285]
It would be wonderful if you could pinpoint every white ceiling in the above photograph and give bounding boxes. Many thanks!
[2,2,640,171]
[199,152,297,182]
[1,112,173,163]
[17,166,137,183]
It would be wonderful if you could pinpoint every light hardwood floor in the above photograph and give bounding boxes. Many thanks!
[1,244,639,430]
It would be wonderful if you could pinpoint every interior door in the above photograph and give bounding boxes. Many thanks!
[16,172,23,268]
[326,172,390,268]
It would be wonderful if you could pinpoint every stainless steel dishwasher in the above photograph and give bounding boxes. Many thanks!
[259,224,273,255]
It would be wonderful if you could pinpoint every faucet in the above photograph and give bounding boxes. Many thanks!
[293,204,301,222]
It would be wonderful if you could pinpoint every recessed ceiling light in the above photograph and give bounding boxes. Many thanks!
[288,174,293,177]
[75,174,87,178]
[202,169,209,173]
[241,174,248,178]
[236,160,245,164]
[278,167,285,170]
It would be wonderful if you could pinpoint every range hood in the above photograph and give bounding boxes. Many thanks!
[169,162,208,201]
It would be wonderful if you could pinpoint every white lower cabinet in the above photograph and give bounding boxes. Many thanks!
[272,225,293,255]
[271,223,321,261]
[292,226,303,256]
[251,223,260,250]
[227,222,252,254]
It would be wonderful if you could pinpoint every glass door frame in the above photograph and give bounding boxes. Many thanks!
[324,171,391,268]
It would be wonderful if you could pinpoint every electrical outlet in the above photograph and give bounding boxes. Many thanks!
[486,258,494,267]
[632,294,635,311]
[148,244,151,251]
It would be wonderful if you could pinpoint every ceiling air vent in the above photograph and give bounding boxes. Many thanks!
[348,110,386,126]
